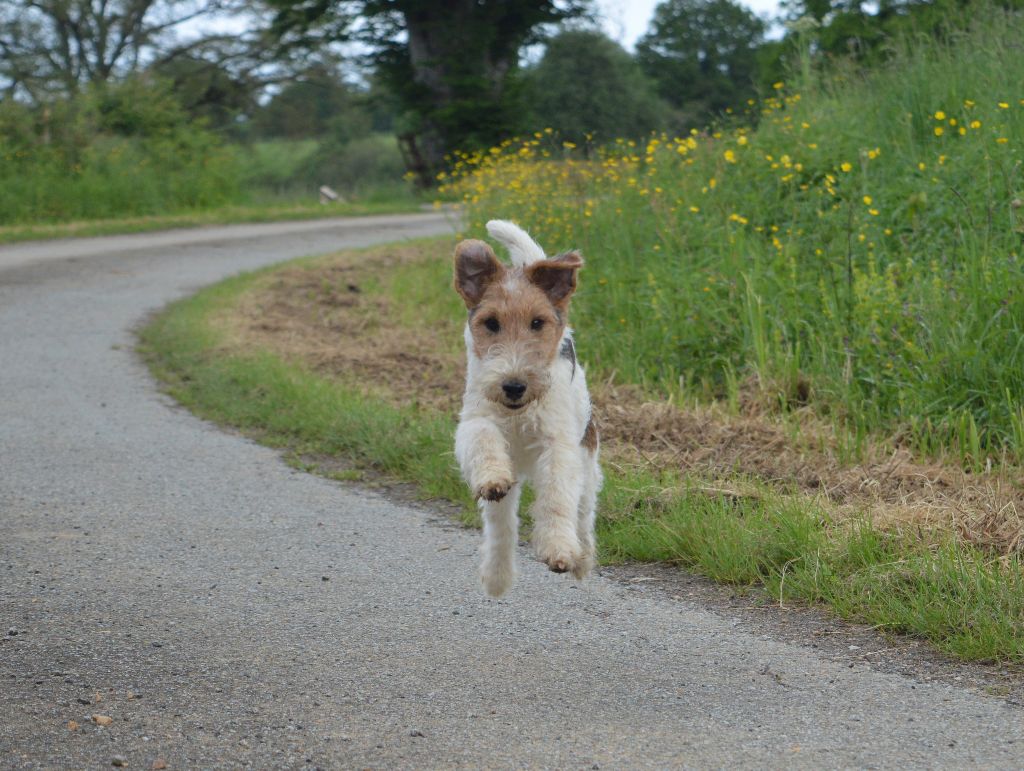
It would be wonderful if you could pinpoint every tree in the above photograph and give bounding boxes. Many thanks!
[523,29,667,145]
[0,0,256,102]
[636,0,765,128]
[269,0,590,186]
[152,55,257,134]
[252,62,371,141]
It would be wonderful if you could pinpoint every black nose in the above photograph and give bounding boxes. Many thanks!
[502,380,527,401]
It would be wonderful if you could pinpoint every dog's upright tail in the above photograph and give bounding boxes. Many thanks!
[486,220,546,267]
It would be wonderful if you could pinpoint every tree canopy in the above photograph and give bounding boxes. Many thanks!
[268,0,590,185]
[636,0,765,129]
[524,29,667,145]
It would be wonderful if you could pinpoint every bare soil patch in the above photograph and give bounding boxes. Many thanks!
[220,244,1024,554]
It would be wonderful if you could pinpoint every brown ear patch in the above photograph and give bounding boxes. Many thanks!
[524,251,583,309]
[454,239,504,308]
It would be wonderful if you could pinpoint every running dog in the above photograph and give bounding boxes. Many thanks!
[453,220,601,597]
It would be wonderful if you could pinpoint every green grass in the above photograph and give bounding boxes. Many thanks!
[0,199,424,245]
[445,7,1024,466]
[140,242,1024,663]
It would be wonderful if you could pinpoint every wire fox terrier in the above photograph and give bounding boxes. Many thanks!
[453,220,602,597]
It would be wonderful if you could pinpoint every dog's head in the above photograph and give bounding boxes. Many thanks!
[453,238,582,412]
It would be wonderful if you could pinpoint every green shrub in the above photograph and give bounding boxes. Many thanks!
[0,76,242,223]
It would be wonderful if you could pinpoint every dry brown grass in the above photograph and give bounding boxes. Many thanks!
[219,244,1024,555]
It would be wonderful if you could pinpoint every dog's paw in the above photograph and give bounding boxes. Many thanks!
[570,551,596,580]
[535,541,583,576]
[476,475,513,502]
[481,563,516,597]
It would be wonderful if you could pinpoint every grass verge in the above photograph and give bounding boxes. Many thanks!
[140,238,1024,664]
[0,199,424,245]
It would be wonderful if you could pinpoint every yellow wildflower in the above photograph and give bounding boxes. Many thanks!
[840,162,853,172]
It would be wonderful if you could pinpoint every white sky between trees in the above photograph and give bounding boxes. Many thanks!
[600,0,785,48]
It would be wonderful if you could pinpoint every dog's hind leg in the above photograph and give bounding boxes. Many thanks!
[530,442,585,575]
[573,452,602,580]
[480,483,522,597]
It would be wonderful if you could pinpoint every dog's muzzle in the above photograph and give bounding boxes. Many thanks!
[501,379,527,409]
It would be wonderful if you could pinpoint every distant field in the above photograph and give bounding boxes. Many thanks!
[0,127,417,236]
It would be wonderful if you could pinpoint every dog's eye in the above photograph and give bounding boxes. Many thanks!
[484,317,500,333]
[531,318,545,331]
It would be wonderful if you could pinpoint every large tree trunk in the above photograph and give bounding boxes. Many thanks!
[400,3,517,185]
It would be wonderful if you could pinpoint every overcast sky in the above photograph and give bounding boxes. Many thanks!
[599,0,784,49]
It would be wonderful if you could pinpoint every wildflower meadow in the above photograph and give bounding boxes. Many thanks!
[443,11,1024,466]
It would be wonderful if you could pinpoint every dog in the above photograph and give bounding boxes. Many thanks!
[453,220,602,597]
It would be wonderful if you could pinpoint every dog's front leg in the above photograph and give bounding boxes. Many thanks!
[479,483,522,597]
[456,417,520,596]
[530,441,585,576]
[455,417,514,501]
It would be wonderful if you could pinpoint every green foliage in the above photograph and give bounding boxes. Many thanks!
[252,63,373,142]
[152,56,257,135]
[600,473,1024,662]
[295,133,410,197]
[238,139,321,196]
[268,0,591,182]
[523,29,668,144]
[637,0,766,129]
[0,76,242,223]
[450,8,1024,462]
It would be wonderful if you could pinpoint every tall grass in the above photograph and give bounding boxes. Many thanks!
[445,9,1024,464]
[0,79,244,223]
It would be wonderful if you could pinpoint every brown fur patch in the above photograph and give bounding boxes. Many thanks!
[582,418,599,452]
[453,240,504,308]
[523,250,582,311]
[466,271,565,364]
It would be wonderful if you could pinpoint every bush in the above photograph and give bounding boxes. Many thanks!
[0,76,242,223]
[296,134,408,197]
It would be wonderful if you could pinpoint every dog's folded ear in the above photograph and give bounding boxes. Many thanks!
[454,239,505,308]
[524,250,583,309]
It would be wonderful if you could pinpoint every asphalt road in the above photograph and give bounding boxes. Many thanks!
[1,213,1021,769]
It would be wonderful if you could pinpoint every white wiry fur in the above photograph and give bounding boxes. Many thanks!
[486,219,547,267]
